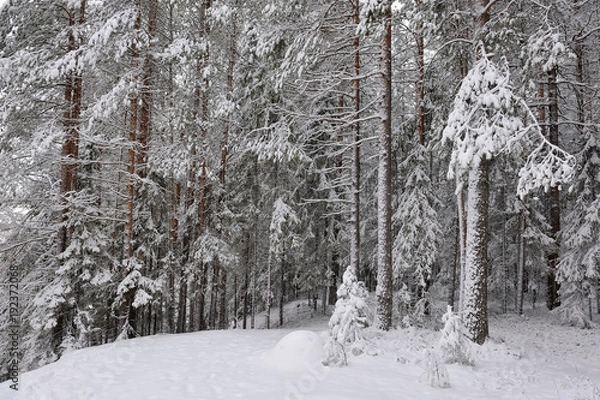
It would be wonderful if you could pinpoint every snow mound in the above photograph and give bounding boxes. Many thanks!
[262,330,325,375]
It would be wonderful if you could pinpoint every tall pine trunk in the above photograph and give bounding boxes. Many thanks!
[215,8,236,330]
[463,159,489,344]
[460,0,492,344]
[516,203,526,315]
[546,66,561,310]
[350,0,361,281]
[198,0,212,331]
[54,0,86,353]
[376,1,393,331]
[121,1,142,337]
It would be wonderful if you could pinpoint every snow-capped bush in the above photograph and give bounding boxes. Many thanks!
[325,265,371,363]
[422,349,450,388]
[438,306,473,365]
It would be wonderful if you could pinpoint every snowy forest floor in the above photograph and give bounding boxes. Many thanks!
[2,302,600,400]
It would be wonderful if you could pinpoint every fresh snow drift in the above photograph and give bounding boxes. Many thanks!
[262,330,325,374]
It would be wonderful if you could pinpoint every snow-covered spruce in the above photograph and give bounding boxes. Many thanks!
[393,145,442,322]
[555,191,600,328]
[325,265,370,365]
[437,306,473,365]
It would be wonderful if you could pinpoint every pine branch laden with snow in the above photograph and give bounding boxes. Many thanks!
[523,25,567,74]
[516,138,575,198]
[115,257,160,314]
[247,120,311,164]
[193,231,238,266]
[269,197,300,256]
[326,265,371,364]
[443,44,574,196]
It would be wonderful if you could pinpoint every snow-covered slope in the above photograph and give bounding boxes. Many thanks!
[2,308,599,400]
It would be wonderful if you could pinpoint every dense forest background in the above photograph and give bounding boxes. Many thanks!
[1,0,599,379]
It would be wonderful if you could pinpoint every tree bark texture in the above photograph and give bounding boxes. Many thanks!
[376,2,393,331]
[463,158,489,345]
[546,66,561,310]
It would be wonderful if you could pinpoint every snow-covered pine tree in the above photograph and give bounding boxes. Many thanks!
[443,46,524,344]
[369,0,394,332]
[445,43,575,343]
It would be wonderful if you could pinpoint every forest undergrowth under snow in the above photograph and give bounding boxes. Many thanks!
[2,301,599,400]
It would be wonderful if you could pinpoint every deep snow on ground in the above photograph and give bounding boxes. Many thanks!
[2,304,599,400]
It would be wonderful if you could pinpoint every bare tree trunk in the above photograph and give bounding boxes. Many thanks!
[350,0,361,281]
[463,158,490,344]
[198,263,207,330]
[215,10,236,330]
[415,1,425,147]
[209,264,218,329]
[121,1,142,337]
[501,185,508,314]
[54,0,86,353]
[164,0,177,334]
[251,159,258,329]
[250,252,256,329]
[177,271,187,333]
[167,131,178,333]
[196,0,212,330]
[459,0,492,345]
[218,260,228,330]
[279,258,285,327]
[376,1,393,331]
[137,0,157,180]
[242,231,250,329]
[449,216,459,309]
[265,251,272,329]
[457,185,467,312]
[516,203,526,315]
[546,66,561,310]
[233,273,239,328]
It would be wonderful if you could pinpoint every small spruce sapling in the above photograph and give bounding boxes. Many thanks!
[324,265,370,365]
[438,305,473,365]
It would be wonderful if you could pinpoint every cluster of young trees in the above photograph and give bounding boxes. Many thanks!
[1,0,598,378]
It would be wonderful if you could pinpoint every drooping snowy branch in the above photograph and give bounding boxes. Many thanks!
[443,45,574,196]
[514,101,576,198]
